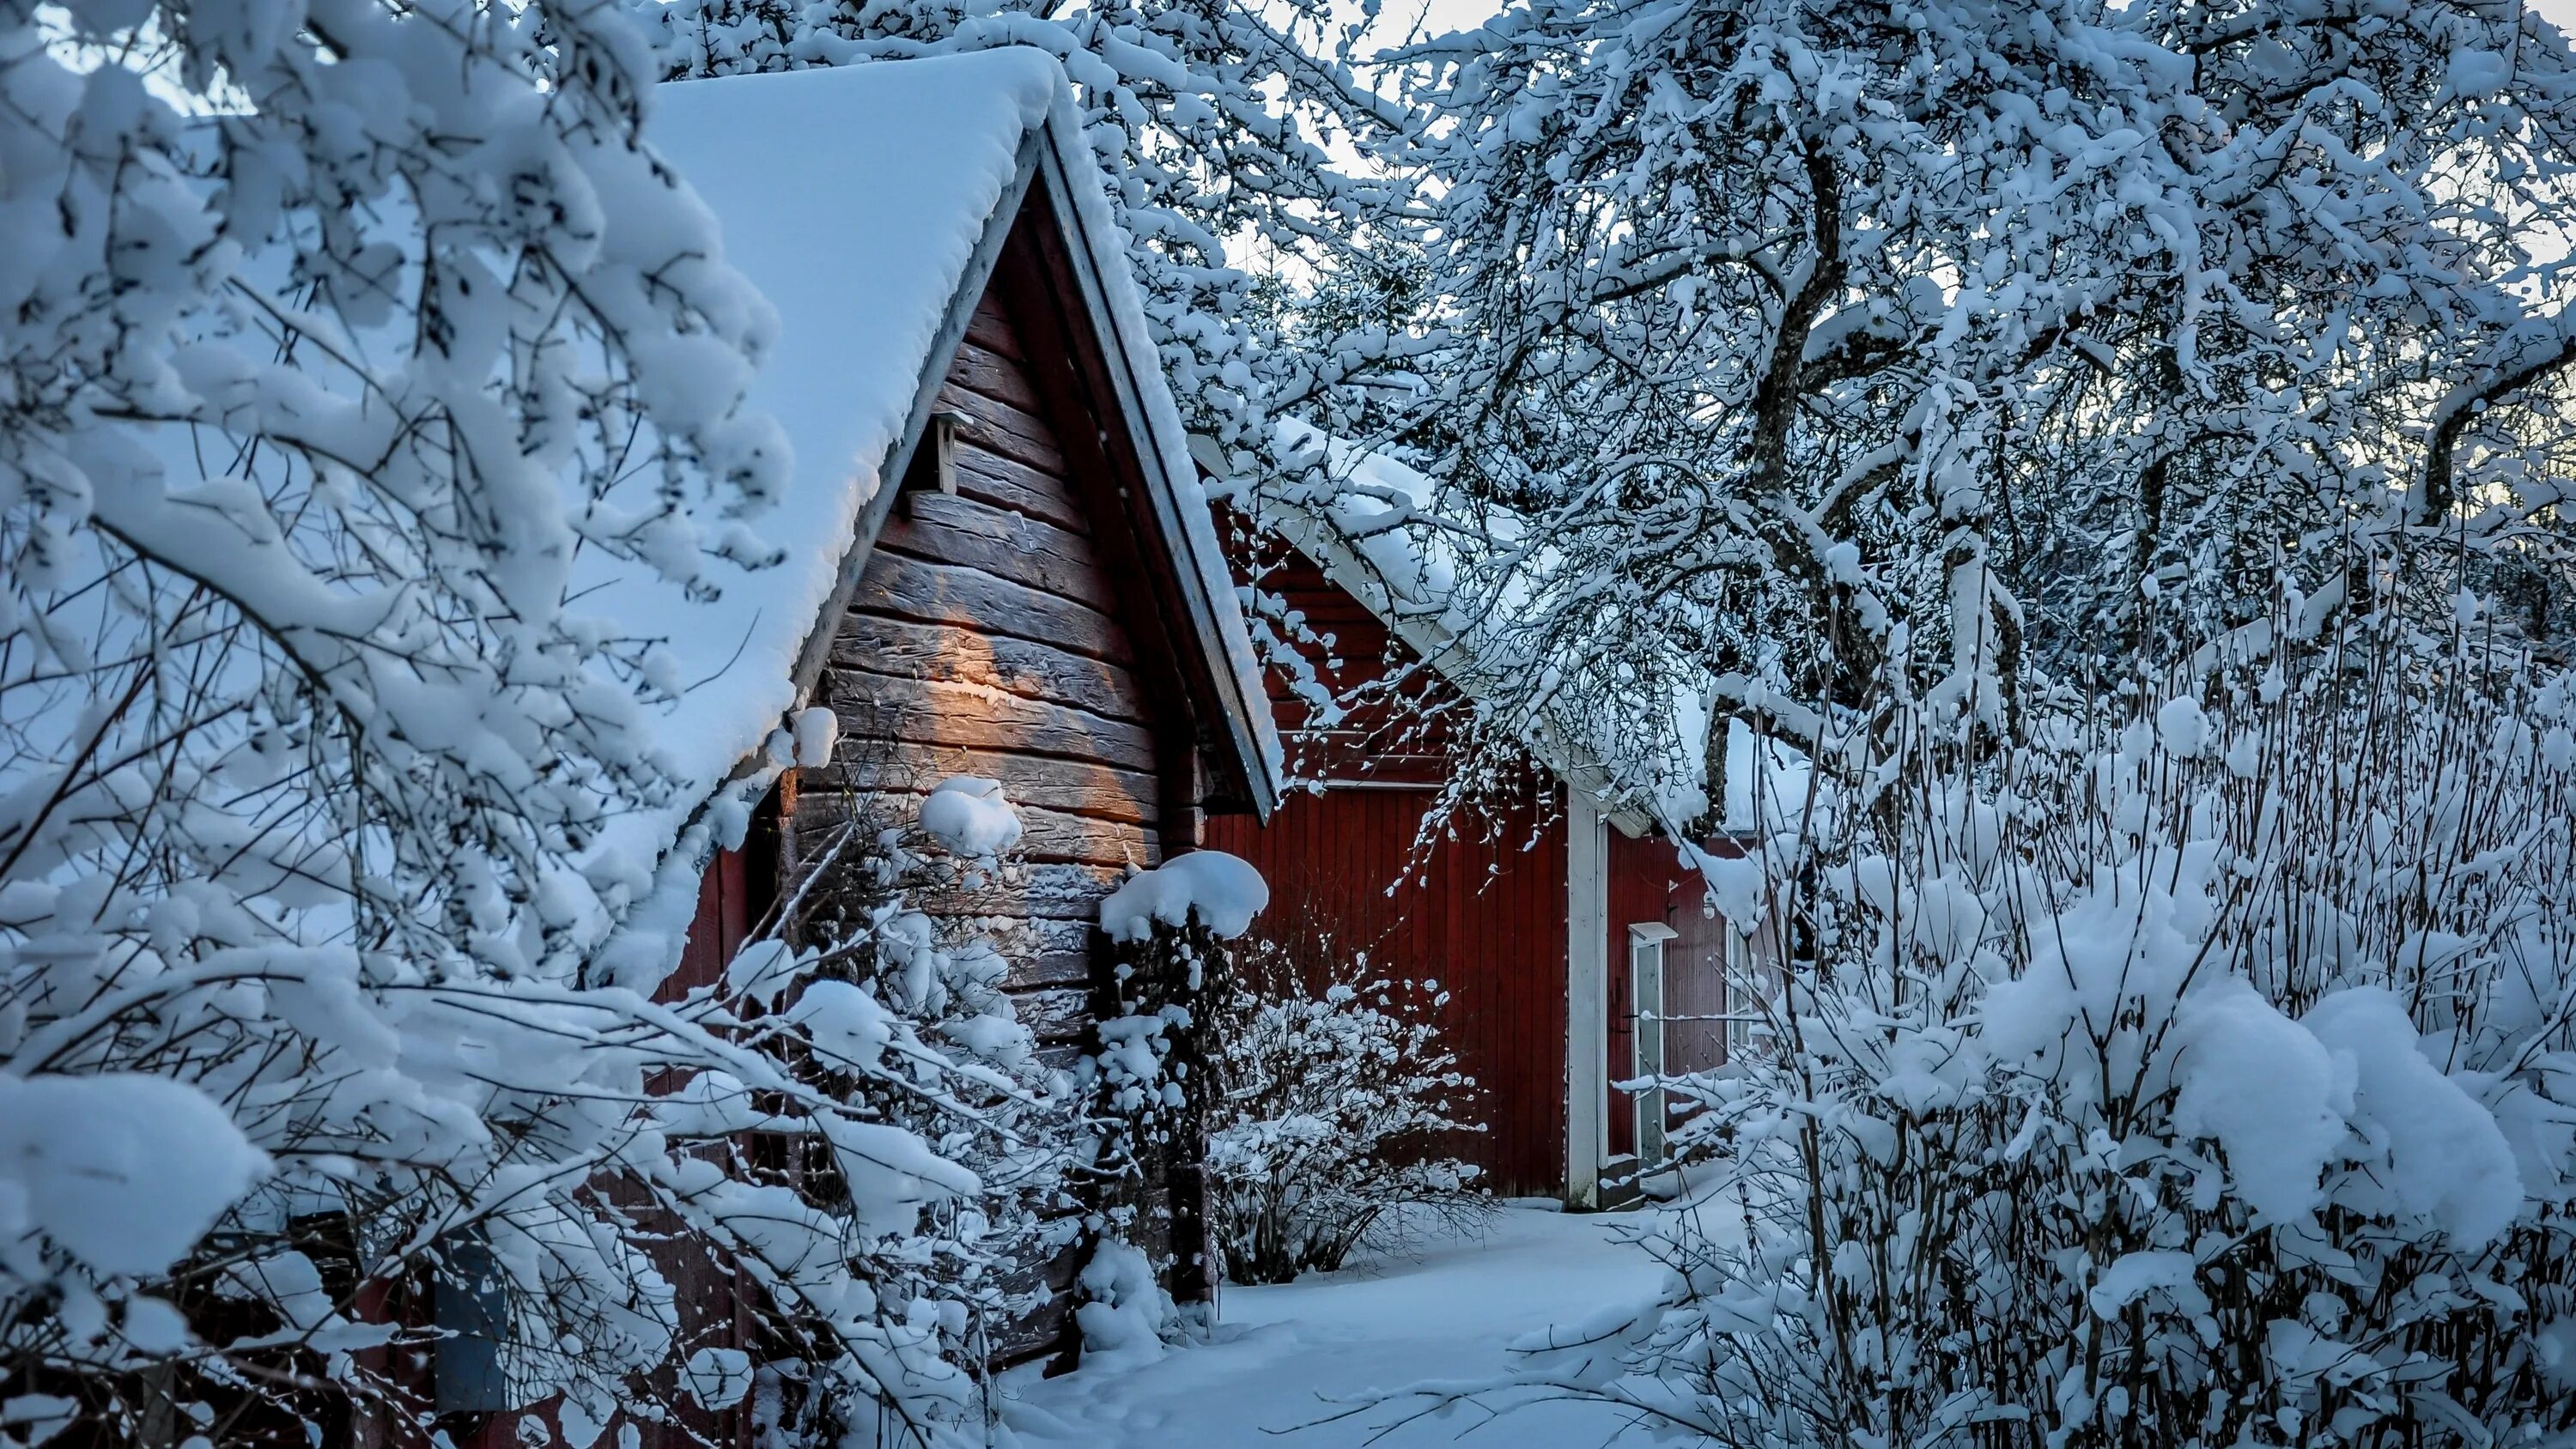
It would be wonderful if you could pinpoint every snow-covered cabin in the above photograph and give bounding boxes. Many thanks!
[573,48,1281,1413]
[1206,444,1769,1210]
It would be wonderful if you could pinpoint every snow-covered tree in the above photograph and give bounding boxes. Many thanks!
[1292,0,2576,816]
[647,0,1425,465]
[0,3,1029,1442]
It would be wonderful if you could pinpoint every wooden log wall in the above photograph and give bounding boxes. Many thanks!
[807,287,1166,1057]
[786,276,1186,1364]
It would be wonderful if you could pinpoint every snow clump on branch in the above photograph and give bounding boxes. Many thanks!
[919,775,1024,860]
[1100,851,1269,943]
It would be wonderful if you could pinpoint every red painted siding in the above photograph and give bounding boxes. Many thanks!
[462,849,768,1449]
[1213,506,1579,1196]
[1206,778,1570,1197]
[671,846,758,995]
[1606,829,1745,1157]
[1227,532,1457,785]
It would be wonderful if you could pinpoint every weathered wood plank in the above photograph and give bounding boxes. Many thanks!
[848,554,1134,665]
[964,292,1024,363]
[938,911,1092,960]
[1004,948,1093,991]
[828,672,1160,773]
[989,1235,1084,1365]
[874,494,1121,615]
[951,447,1089,536]
[832,748,1158,826]
[910,862,1129,921]
[944,917,1093,991]
[1031,803,1163,868]
[795,787,1157,870]
[946,338,1046,415]
[831,615,1152,725]
[1010,985,1093,1045]
[938,383,1066,478]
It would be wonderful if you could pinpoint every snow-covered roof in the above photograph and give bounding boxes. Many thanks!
[618,50,1280,828]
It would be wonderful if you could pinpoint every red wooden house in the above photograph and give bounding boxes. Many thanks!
[1206,446,1769,1210]
[428,49,1283,1448]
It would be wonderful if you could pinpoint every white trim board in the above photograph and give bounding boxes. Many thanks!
[1563,787,1611,1210]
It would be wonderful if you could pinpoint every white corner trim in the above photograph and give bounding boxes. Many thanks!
[1564,787,1610,1210]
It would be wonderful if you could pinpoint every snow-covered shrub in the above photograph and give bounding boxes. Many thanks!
[1204,935,1488,1284]
[1070,1238,1176,1372]
[0,0,928,1439]
[1072,851,1271,1326]
[1498,626,2576,1449]
[917,776,1022,863]
[748,779,1083,1417]
[1100,851,1269,945]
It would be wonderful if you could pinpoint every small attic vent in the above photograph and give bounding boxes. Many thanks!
[904,409,966,506]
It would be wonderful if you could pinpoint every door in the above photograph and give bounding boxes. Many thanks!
[1629,923,1677,1165]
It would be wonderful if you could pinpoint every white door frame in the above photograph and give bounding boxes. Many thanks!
[1628,922,1679,1166]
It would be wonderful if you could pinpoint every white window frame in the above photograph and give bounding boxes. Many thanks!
[1628,922,1678,1166]
[1723,926,1756,1059]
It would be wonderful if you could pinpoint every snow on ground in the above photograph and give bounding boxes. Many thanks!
[1003,1202,1686,1447]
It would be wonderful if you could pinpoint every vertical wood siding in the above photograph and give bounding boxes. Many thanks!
[1228,536,1458,785]
[1206,779,1571,1197]
[1212,507,1577,1197]
[466,851,770,1449]
[640,851,765,1449]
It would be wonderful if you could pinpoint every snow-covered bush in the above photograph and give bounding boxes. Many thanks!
[1204,935,1488,1284]
[1072,851,1270,1327]
[735,778,1083,1437]
[1499,624,2576,1448]
[1069,1238,1177,1372]
[0,0,1046,1439]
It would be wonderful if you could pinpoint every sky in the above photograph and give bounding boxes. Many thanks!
[1390,0,2576,41]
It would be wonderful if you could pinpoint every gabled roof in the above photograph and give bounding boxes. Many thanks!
[1214,422,1713,839]
[634,51,1281,822]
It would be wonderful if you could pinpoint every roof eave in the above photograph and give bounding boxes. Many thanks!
[1026,110,1284,821]
[1251,497,1658,838]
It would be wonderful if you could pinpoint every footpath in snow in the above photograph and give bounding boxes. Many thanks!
[1002,1202,1683,1447]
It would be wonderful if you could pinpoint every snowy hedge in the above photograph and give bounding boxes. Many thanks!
[1499,632,2576,1449]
